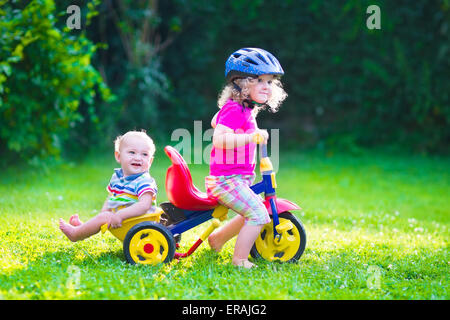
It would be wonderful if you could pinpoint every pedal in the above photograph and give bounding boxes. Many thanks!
[160,202,186,225]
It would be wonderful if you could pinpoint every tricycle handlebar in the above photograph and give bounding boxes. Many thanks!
[253,132,268,158]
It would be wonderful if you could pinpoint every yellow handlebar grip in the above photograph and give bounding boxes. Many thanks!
[253,133,264,144]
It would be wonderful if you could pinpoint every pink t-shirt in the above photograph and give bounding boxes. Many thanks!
[209,100,257,176]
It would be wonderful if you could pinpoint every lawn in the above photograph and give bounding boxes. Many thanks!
[0,146,448,300]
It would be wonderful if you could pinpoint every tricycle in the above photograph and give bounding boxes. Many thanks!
[101,136,307,265]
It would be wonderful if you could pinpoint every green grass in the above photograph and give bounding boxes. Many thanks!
[0,148,448,300]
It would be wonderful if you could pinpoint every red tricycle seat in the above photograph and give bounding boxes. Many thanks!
[164,146,218,210]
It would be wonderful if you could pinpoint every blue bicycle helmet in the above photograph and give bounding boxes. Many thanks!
[225,48,284,82]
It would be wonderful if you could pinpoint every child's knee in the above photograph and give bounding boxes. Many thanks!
[247,208,270,226]
[244,216,267,228]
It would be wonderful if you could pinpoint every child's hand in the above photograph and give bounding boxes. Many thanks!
[252,129,269,144]
[108,213,123,229]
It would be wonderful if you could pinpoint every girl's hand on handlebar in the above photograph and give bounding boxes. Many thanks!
[251,129,269,144]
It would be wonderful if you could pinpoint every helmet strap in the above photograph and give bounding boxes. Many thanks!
[252,101,266,108]
[231,78,268,110]
[242,99,267,110]
[231,80,242,93]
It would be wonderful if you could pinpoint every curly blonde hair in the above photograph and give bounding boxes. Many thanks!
[217,76,287,114]
[114,130,155,157]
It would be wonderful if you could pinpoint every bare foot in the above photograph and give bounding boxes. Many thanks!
[233,259,257,269]
[59,218,78,242]
[208,232,224,252]
[69,214,82,226]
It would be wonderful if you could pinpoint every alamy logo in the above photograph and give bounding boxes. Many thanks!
[366,5,381,30]
[171,121,280,172]
[366,265,382,290]
[66,5,81,30]
[66,265,81,290]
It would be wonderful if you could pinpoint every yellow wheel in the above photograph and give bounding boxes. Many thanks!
[250,212,306,263]
[123,222,175,265]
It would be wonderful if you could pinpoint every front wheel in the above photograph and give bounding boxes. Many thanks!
[250,212,306,263]
[123,222,176,265]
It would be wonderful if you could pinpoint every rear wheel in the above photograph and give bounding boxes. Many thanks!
[250,212,306,263]
[123,222,176,265]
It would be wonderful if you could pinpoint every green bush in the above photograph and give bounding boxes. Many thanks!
[0,0,110,162]
[1,0,448,161]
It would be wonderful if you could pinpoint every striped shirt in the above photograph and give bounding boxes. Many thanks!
[106,168,158,212]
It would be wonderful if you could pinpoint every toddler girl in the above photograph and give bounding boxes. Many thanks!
[206,48,287,268]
